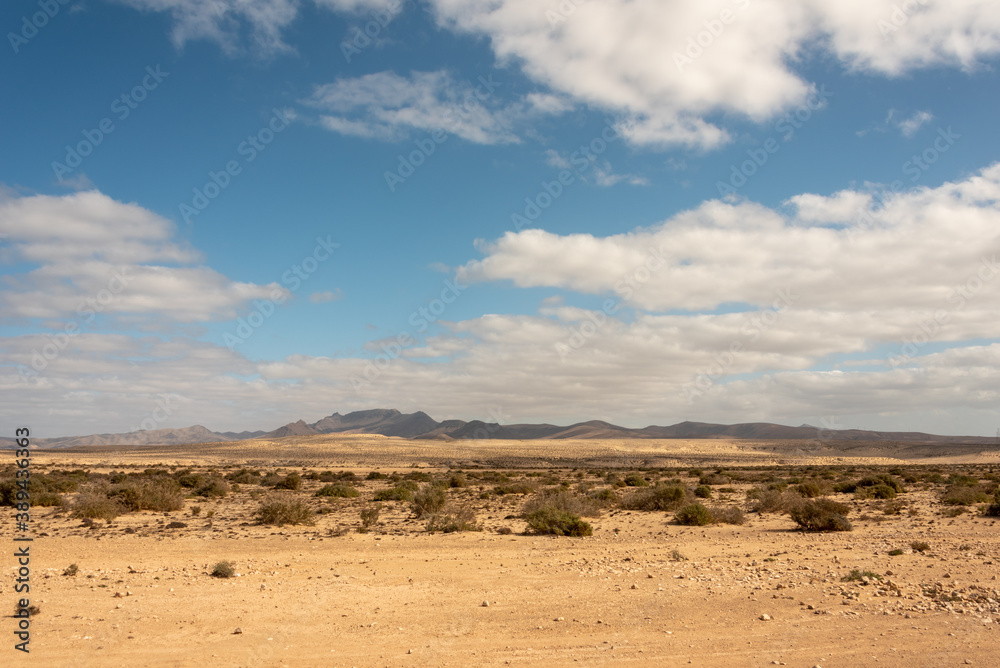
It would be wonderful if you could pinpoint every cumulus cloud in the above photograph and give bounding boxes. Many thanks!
[0,190,288,323]
[894,109,934,137]
[457,163,1000,316]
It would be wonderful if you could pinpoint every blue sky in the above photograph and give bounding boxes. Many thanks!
[2,0,1000,437]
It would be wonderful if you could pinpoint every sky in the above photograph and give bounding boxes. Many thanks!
[1,0,1000,438]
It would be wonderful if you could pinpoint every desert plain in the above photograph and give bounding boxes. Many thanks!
[4,435,1000,667]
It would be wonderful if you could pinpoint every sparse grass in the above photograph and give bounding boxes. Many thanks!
[668,549,688,562]
[910,540,930,553]
[211,561,235,578]
[254,498,314,526]
[425,504,479,533]
[842,569,882,582]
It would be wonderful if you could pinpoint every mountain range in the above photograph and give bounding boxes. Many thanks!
[3,408,997,449]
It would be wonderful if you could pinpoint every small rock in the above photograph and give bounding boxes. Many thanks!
[233,628,242,635]
[759,614,772,621]
[481,601,489,607]
[631,584,638,590]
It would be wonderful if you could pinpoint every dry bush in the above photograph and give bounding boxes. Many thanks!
[254,497,314,526]
[750,489,801,514]
[425,504,479,533]
[525,507,592,537]
[620,483,688,511]
[195,477,230,499]
[521,489,602,518]
[315,484,360,498]
[709,505,746,525]
[941,485,991,506]
[790,498,852,532]
[272,473,302,491]
[211,561,235,578]
[72,493,122,521]
[106,479,184,512]
[411,484,448,518]
[360,503,381,530]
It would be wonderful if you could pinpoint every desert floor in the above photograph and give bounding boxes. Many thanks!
[4,437,1000,667]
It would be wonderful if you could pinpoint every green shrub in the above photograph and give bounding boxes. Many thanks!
[694,485,712,499]
[411,484,448,518]
[796,482,824,498]
[272,473,302,491]
[984,494,1000,517]
[588,488,618,505]
[842,569,881,582]
[888,549,904,556]
[62,563,79,576]
[366,471,388,480]
[108,480,184,512]
[941,485,990,505]
[675,503,713,526]
[448,473,467,488]
[254,498,314,526]
[374,485,414,502]
[621,483,688,511]
[521,489,602,517]
[525,507,592,536]
[315,484,359,498]
[789,498,852,531]
[492,483,537,496]
[910,540,930,552]
[624,473,649,487]
[211,561,235,578]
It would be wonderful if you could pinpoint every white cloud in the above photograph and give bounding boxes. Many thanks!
[895,109,934,137]
[0,190,287,323]
[458,163,1000,316]
[305,70,519,144]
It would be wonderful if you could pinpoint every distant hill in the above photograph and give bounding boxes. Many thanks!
[7,409,997,448]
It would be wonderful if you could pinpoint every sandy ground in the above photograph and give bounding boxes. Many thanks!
[5,438,1000,667]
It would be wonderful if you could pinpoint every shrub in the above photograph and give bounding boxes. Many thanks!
[751,489,799,514]
[496,526,514,535]
[675,503,713,526]
[176,473,204,489]
[316,484,360,498]
[227,469,261,485]
[789,498,852,532]
[72,493,122,521]
[888,549,904,556]
[621,483,688,511]
[448,473,467,488]
[211,561,235,578]
[62,564,79,576]
[492,483,537,496]
[624,473,649,487]
[984,495,1000,517]
[941,485,990,506]
[105,479,184,513]
[196,478,230,499]
[842,569,881,582]
[32,492,64,507]
[709,505,746,525]
[694,485,713,499]
[910,540,930,553]
[255,498,314,526]
[360,504,381,529]
[166,521,187,529]
[425,505,478,533]
[588,488,618,505]
[272,473,302,491]
[521,489,602,518]
[412,484,448,518]
[857,484,897,500]
[796,482,824,498]
[374,485,414,502]
[366,471,388,480]
[525,507,592,537]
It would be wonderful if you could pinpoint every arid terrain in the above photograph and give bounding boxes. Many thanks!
[5,436,1000,667]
